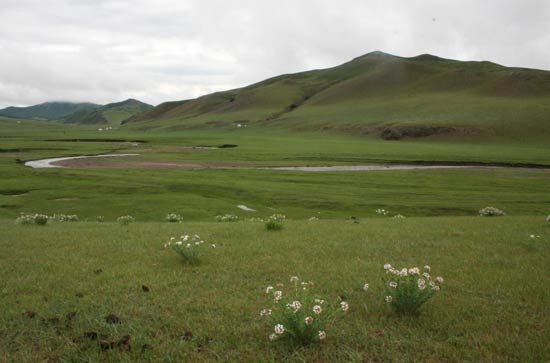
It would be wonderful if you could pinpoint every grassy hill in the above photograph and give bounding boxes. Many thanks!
[0,102,100,120]
[63,99,153,125]
[124,51,550,143]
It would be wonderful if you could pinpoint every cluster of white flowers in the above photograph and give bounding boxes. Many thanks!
[166,213,183,223]
[261,276,347,344]
[164,234,216,249]
[117,215,135,225]
[546,215,550,222]
[15,213,49,225]
[308,216,319,221]
[375,209,389,216]
[97,126,113,131]
[215,214,239,222]
[393,214,406,219]
[479,206,506,217]
[52,214,79,222]
[268,214,286,222]
[164,233,216,264]
[383,264,444,313]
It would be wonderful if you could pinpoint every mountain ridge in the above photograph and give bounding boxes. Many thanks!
[121,51,550,143]
[0,102,100,120]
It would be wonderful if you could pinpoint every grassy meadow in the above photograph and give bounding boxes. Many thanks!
[1,118,549,361]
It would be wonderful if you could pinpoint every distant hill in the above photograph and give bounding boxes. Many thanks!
[63,99,153,125]
[123,51,550,142]
[0,102,100,120]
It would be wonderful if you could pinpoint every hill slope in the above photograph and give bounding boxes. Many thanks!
[63,99,153,125]
[124,51,550,142]
[0,102,100,120]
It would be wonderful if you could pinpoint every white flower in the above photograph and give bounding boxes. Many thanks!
[266,286,273,294]
[186,243,191,248]
[170,237,175,241]
[273,291,282,302]
[211,244,216,248]
[408,267,420,275]
[290,276,299,283]
[274,324,285,335]
[435,276,444,283]
[422,272,431,279]
[340,301,349,312]
[389,281,397,288]
[287,300,302,312]
[175,241,182,246]
[363,283,369,292]
[385,295,393,303]
[418,279,426,290]
[314,299,324,304]
[304,316,313,325]
[269,333,277,341]
[195,242,200,245]
[260,308,272,317]
[318,330,326,340]
[384,263,392,270]
[432,285,440,291]
[424,265,431,271]
[400,268,408,276]
[313,305,322,315]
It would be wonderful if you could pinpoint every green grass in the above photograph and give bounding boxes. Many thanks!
[126,51,550,144]
[1,112,549,361]
[1,217,548,361]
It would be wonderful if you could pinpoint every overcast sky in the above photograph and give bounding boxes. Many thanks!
[1,0,549,108]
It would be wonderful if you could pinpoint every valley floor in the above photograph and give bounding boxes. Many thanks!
[1,217,549,362]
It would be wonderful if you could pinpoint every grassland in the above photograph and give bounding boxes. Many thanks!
[1,110,549,361]
[1,217,549,362]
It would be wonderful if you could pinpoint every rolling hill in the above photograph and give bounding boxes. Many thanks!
[0,102,100,120]
[123,51,550,142]
[63,98,153,125]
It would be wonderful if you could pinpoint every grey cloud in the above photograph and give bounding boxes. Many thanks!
[1,0,549,107]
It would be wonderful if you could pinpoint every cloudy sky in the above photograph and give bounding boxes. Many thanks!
[1,0,549,108]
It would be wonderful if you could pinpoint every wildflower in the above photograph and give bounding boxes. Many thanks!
[269,333,277,341]
[389,281,397,288]
[424,265,431,271]
[175,241,182,246]
[432,285,440,291]
[314,299,324,304]
[313,305,322,315]
[418,279,426,290]
[274,291,282,302]
[340,301,349,312]
[435,276,444,284]
[363,283,369,292]
[287,301,302,312]
[211,244,216,248]
[385,295,393,303]
[408,267,420,275]
[384,263,392,270]
[318,331,326,340]
[290,276,299,283]
[266,286,274,294]
[422,272,430,279]
[186,243,191,248]
[400,268,408,276]
[274,324,285,335]
[304,316,314,325]
[260,309,272,317]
